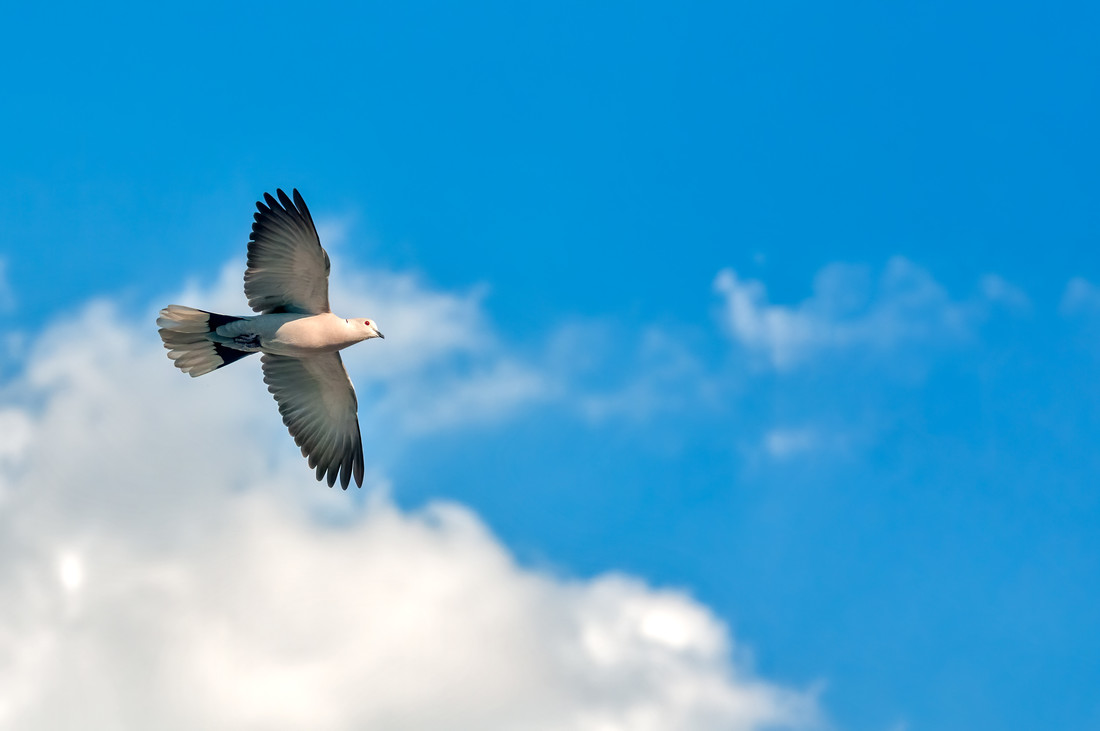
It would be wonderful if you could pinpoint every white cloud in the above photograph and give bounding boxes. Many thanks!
[978,274,1030,312]
[572,326,713,424]
[1060,277,1100,315]
[763,428,821,460]
[714,257,1021,370]
[0,285,821,730]
[0,258,14,312]
[330,262,562,435]
[756,426,860,464]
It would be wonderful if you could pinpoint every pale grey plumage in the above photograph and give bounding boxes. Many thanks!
[157,189,383,489]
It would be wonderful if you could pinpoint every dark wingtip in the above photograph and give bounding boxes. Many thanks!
[292,189,312,220]
[276,188,295,213]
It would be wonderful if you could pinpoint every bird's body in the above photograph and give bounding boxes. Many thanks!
[157,189,383,489]
[213,312,376,356]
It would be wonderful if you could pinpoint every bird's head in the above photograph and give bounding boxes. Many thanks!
[353,318,385,340]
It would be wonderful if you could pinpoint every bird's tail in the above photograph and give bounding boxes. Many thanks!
[157,305,256,377]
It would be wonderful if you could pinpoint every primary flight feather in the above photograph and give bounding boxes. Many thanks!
[157,189,384,489]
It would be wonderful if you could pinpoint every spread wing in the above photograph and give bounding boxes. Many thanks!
[261,352,364,489]
[245,189,331,315]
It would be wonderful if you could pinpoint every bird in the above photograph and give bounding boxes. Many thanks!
[157,189,383,489]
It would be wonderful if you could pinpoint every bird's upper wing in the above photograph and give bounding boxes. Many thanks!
[245,189,331,315]
[261,352,364,489]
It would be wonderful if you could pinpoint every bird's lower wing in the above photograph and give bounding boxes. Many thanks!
[261,352,364,489]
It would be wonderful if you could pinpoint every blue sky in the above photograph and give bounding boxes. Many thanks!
[2,2,1099,729]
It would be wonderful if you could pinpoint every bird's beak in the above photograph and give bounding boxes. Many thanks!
[376,329,385,339]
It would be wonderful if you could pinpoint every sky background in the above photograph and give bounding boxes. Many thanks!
[1,2,1099,729]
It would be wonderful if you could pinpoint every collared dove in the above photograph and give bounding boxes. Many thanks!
[157,189,383,489]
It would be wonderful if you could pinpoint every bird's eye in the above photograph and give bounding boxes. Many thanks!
[365,320,371,327]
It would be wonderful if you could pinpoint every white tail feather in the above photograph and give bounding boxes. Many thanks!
[157,305,254,377]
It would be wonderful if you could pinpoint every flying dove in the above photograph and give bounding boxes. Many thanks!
[157,189,383,489]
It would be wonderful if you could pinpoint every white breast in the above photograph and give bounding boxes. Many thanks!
[266,313,361,355]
